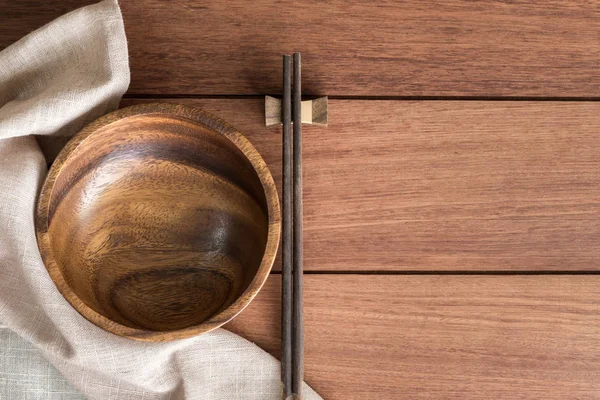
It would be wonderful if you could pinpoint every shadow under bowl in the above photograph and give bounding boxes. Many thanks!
[35,103,280,341]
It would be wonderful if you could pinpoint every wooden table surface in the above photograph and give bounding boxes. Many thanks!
[4,1,600,399]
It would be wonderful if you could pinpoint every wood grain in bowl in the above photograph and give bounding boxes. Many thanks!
[35,103,280,341]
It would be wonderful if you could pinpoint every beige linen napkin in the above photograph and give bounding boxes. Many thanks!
[0,1,321,399]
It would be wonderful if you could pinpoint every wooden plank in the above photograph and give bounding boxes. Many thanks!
[225,275,600,400]
[122,99,600,272]
[3,1,600,97]
[0,0,92,46]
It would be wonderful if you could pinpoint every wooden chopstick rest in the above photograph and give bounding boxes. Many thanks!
[265,95,328,127]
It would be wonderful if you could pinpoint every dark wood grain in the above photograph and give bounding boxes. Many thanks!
[3,1,600,96]
[35,103,280,341]
[226,275,600,400]
[0,0,93,47]
[122,99,600,272]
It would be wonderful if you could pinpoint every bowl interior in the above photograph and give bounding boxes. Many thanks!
[45,112,270,332]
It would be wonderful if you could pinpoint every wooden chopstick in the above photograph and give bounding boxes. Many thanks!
[281,54,293,400]
[291,52,304,399]
[281,52,304,400]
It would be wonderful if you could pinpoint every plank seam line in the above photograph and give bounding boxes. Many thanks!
[270,271,600,276]
[124,94,600,102]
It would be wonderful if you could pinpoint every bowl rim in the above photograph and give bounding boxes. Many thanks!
[35,102,281,341]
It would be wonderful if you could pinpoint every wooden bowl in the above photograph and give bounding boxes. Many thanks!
[35,103,280,341]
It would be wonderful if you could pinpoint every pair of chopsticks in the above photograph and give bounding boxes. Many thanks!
[281,53,304,400]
